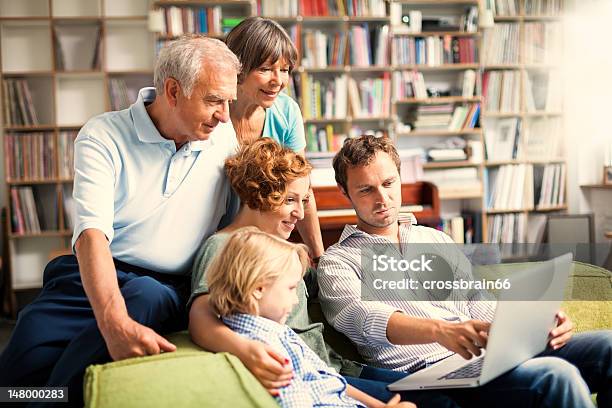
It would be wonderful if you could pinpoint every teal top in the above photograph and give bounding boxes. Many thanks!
[189,232,361,376]
[262,92,306,152]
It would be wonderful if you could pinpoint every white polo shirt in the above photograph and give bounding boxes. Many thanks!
[71,87,238,274]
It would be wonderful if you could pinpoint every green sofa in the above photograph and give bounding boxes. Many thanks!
[84,261,612,408]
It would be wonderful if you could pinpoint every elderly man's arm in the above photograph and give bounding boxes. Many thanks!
[72,135,175,360]
[75,229,175,360]
[318,256,489,359]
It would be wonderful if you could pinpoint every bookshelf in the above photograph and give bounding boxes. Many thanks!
[481,0,566,248]
[0,0,153,307]
[0,0,569,304]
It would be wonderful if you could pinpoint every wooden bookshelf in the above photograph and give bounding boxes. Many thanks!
[580,184,612,190]
[0,0,569,300]
[0,0,153,303]
[396,96,482,104]
[481,0,566,246]
[423,161,479,169]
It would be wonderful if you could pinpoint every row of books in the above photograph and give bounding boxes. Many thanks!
[534,163,566,208]
[485,162,568,211]
[299,0,386,17]
[484,0,520,16]
[522,117,561,160]
[484,116,563,162]
[10,186,62,234]
[486,164,535,210]
[305,125,388,154]
[523,22,562,65]
[524,0,563,16]
[11,187,43,234]
[305,124,347,153]
[53,25,101,71]
[300,75,348,119]
[393,70,477,100]
[151,6,241,36]
[482,23,519,64]
[487,213,527,245]
[58,131,77,179]
[302,30,348,68]
[482,70,520,112]
[108,78,135,111]
[349,24,389,67]
[525,70,562,112]
[393,70,427,99]
[9,185,75,234]
[257,0,298,17]
[4,131,77,181]
[392,36,477,66]
[405,103,480,132]
[5,133,56,181]
[347,75,391,117]
[483,117,522,161]
[2,79,39,126]
[439,211,483,244]
[448,104,480,131]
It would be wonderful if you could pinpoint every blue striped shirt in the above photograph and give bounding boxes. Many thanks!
[223,313,364,408]
[317,223,496,372]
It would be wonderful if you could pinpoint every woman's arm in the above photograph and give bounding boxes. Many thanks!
[188,294,293,394]
[296,188,325,258]
[295,148,325,258]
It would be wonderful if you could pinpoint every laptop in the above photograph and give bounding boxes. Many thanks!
[388,253,573,391]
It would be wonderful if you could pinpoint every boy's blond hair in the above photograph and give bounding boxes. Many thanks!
[207,227,310,317]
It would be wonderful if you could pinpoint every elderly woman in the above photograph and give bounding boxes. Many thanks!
[225,16,325,260]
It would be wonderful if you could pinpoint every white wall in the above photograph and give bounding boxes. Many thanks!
[562,0,612,242]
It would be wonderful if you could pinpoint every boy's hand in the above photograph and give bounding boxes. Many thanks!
[384,394,417,408]
[240,340,293,396]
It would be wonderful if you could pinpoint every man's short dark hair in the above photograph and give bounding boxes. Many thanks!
[332,135,401,193]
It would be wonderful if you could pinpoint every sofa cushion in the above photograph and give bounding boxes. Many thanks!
[84,332,278,408]
[473,261,612,332]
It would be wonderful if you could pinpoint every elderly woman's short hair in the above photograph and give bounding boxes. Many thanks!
[225,17,298,83]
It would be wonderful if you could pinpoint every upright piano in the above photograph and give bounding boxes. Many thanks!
[311,181,440,249]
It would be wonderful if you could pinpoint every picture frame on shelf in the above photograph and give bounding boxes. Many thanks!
[604,166,612,185]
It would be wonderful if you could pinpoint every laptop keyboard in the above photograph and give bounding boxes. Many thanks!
[439,358,484,380]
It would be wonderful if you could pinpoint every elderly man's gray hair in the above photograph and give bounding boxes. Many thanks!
[154,35,241,98]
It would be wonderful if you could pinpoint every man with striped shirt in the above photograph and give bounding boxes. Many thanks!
[317,135,611,408]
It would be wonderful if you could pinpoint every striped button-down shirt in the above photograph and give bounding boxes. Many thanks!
[223,313,364,408]
[317,223,496,373]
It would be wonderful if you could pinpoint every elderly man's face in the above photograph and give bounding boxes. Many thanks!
[174,68,237,141]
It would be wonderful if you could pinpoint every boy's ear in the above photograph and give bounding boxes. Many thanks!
[253,287,264,300]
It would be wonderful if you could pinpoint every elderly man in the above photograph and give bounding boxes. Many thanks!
[0,36,240,406]
[317,135,612,408]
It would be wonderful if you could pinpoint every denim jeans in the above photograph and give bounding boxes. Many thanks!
[347,330,612,407]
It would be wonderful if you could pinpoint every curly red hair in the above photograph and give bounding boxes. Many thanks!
[225,139,312,211]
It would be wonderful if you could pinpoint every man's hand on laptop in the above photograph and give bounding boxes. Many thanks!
[436,320,490,360]
[548,310,574,350]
